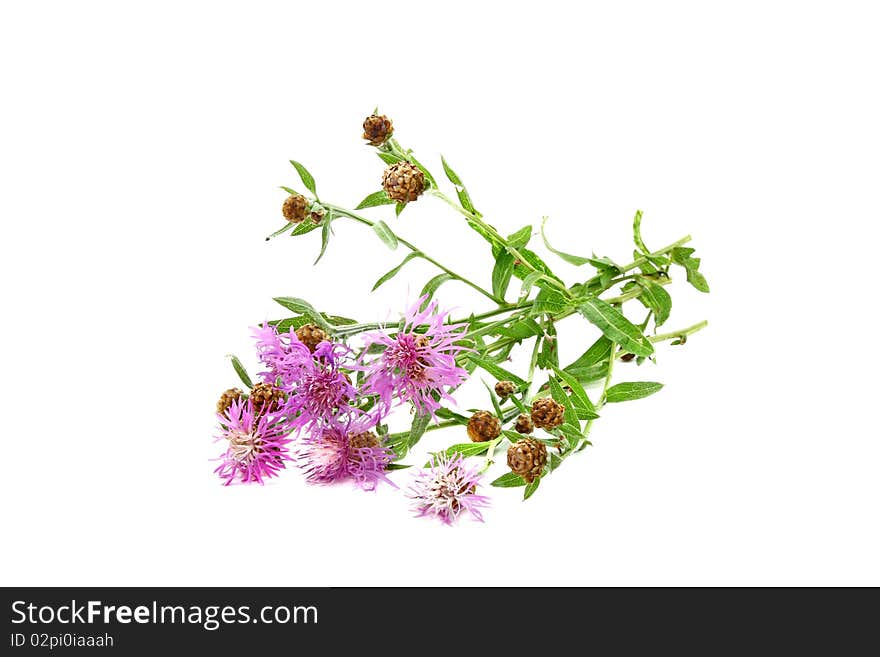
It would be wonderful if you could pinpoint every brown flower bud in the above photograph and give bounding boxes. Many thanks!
[249,382,285,416]
[467,410,501,443]
[382,161,425,203]
[362,114,394,146]
[310,208,326,225]
[507,437,548,483]
[216,388,243,415]
[514,413,534,434]
[282,193,309,223]
[530,397,565,430]
[295,323,329,353]
[620,352,636,362]
[349,431,381,450]
[494,380,516,398]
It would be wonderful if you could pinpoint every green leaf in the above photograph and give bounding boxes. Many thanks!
[523,478,541,500]
[434,408,469,425]
[272,297,334,333]
[371,220,399,250]
[549,453,562,472]
[227,355,253,389]
[313,218,332,264]
[426,442,491,466]
[419,273,454,306]
[385,463,411,471]
[671,247,696,266]
[637,280,672,326]
[550,363,596,415]
[399,412,432,459]
[491,472,527,488]
[507,225,532,249]
[468,355,528,388]
[408,154,437,189]
[633,210,650,255]
[494,318,542,340]
[547,377,568,406]
[687,268,711,293]
[440,155,476,213]
[519,271,545,300]
[491,251,515,300]
[532,286,570,314]
[578,297,654,357]
[540,216,593,266]
[372,252,421,291]
[605,381,664,403]
[289,160,316,196]
[290,220,321,237]
[537,322,559,369]
[265,222,294,240]
[395,202,405,217]
[356,190,395,210]
[564,336,613,372]
[377,152,404,165]
[482,380,504,418]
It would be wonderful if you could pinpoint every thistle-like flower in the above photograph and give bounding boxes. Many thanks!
[251,323,312,388]
[214,398,292,485]
[406,454,490,525]
[297,418,393,491]
[361,296,469,418]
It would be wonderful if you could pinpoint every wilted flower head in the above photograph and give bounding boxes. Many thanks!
[407,453,490,525]
[214,398,292,485]
[297,417,394,491]
[361,296,469,418]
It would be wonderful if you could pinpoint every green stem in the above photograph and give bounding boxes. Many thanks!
[647,320,709,345]
[429,190,571,296]
[325,203,503,304]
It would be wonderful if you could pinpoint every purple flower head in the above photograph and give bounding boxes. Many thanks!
[296,417,394,491]
[406,453,490,525]
[214,398,292,485]
[251,323,311,387]
[361,296,469,418]
[283,340,360,431]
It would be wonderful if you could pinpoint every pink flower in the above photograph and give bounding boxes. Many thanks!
[406,454,490,525]
[297,418,394,491]
[361,297,469,418]
[214,398,292,485]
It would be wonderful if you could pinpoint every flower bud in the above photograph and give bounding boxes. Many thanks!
[296,323,329,353]
[467,410,501,443]
[216,388,243,415]
[282,193,309,223]
[362,114,394,146]
[494,380,516,398]
[507,438,547,483]
[514,413,534,434]
[248,382,285,416]
[382,161,425,203]
[530,397,565,430]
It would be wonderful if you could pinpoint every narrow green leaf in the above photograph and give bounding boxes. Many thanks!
[491,251,515,300]
[356,190,395,210]
[377,152,404,165]
[371,220,399,250]
[537,321,559,369]
[519,271,545,300]
[395,202,405,217]
[290,220,321,237]
[494,318,543,339]
[637,280,672,326]
[491,472,527,488]
[227,355,253,389]
[434,408,469,424]
[313,218,332,264]
[548,377,568,405]
[385,463,411,471]
[289,160,316,196]
[265,222,294,240]
[272,297,334,333]
[605,381,664,403]
[426,442,490,466]
[671,247,696,266]
[578,297,654,357]
[440,155,463,185]
[532,286,570,314]
[419,273,454,306]
[482,380,504,418]
[523,478,541,500]
[372,252,421,291]
[633,210,650,255]
[403,413,432,457]
[507,225,532,249]
[549,453,562,471]
[550,363,596,414]
[540,216,593,266]
[564,336,613,372]
[468,355,528,388]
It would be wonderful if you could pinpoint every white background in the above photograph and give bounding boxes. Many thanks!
[1,1,878,586]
